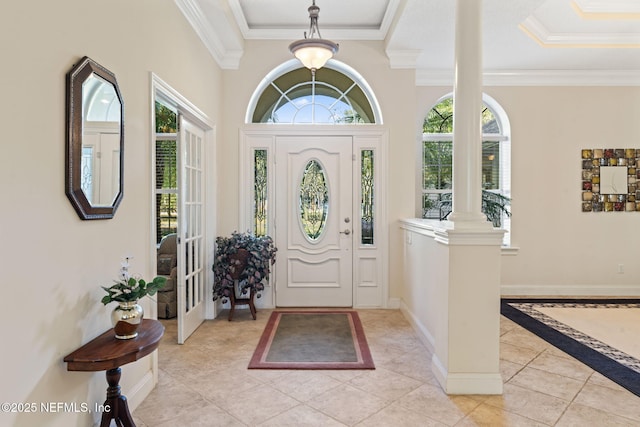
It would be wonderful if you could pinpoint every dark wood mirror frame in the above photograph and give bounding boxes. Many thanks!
[65,56,124,220]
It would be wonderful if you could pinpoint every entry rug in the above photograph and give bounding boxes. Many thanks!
[501,298,640,397]
[248,311,375,370]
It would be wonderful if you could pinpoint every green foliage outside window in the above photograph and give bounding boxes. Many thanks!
[156,102,177,133]
[422,98,510,226]
[155,102,178,242]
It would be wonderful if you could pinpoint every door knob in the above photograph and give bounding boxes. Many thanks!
[340,229,351,235]
[344,217,351,223]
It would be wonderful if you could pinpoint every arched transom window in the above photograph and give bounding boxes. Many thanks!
[247,59,382,124]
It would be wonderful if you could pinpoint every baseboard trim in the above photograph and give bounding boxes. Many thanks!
[386,297,401,309]
[399,301,435,353]
[432,356,503,395]
[124,370,155,413]
[501,284,640,297]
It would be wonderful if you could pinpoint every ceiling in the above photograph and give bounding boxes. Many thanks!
[176,0,640,85]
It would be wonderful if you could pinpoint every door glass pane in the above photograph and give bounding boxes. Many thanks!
[361,150,374,245]
[254,149,268,237]
[299,159,329,240]
[81,146,94,202]
[156,139,177,244]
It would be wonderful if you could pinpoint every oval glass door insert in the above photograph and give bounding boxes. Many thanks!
[299,159,329,240]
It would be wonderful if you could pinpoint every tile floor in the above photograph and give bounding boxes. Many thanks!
[133,309,640,426]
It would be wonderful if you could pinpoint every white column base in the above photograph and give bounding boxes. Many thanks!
[433,355,504,395]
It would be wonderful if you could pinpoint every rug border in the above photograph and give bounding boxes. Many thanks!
[501,298,640,397]
[248,310,375,370]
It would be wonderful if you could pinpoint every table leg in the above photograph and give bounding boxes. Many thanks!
[249,289,257,320]
[100,367,136,427]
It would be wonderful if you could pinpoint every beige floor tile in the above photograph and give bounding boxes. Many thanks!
[347,366,423,401]
[186,370,266,403]
[572,383,640,422]
[268,370,343,402]
[527,351,593,381]
[257,404,347,427]
[132,311,639,426]
[586,371,631,393]
[500,359,524,383]
[484,383,569,425]
[458,403,548,427]
[500,341,542,365]
[215,383,300,425]
[555,402,639,427]
[397,383,481,425]
[508,366,585,401]
[134,383,207,425]
[308,383,388,425]
[154,403,246,427]
[379,348,437,384]
[500,327,551,352]
[355,401,447,426]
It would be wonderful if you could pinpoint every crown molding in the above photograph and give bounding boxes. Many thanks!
[520,16,640,47]
[386,49,421,69]
[572,0,640,16]
[175,0,243,69]
[416,69,640,86]
[227,0,401,41]
[231,27,386,41]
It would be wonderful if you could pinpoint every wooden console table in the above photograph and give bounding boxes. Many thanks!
[64,319,164,427]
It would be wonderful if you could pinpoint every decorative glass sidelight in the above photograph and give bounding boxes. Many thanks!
[299,159,329,240]
[253,149,268,236]
[81,146,94,202]
[361,150,374,245]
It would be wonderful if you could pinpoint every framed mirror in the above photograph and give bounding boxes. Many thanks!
[66,56,124,220]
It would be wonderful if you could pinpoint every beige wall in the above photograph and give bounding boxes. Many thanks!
[417,86,640,294]
[0,1,221,425]
[220,39,417,302]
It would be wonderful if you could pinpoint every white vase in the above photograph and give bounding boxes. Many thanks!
[111,300,144,339]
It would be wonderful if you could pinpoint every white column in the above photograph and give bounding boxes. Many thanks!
[448,0,489,228]
[429,0,505,395]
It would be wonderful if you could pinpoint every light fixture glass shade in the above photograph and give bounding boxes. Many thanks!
[290,1,338,71]
[289,39,339,70]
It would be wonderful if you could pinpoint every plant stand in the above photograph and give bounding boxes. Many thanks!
[226,249,257,321]
[228,287,257,321]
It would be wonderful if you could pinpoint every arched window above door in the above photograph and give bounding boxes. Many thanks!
[246,59,383,124]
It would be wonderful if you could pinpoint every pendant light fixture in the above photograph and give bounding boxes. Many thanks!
[289,0,339,72]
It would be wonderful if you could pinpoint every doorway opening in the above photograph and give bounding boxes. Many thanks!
[239,59,387,308]
[151,74,215,343]
[239,128,388,308]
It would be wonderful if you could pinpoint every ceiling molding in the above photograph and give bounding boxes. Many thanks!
[229,27,386,41]
[572,0,640,18]
[175,0,244,69]
[386,49,421,69]
[520,16,640,47]
[227,0,400,41]
[416,69,640,86]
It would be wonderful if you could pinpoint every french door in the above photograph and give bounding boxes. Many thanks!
[275,136,353,307]
[177,116,206,343]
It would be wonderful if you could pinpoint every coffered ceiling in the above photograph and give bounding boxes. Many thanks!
[176,0,640,84]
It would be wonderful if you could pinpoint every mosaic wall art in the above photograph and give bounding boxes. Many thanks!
[581,149,640,212]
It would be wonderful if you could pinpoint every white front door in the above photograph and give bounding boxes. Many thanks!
[177,116,206,343]
[275,136,353,307]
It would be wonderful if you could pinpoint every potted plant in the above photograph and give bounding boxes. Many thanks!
[212,231,277,318]
[101,257,167,339]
